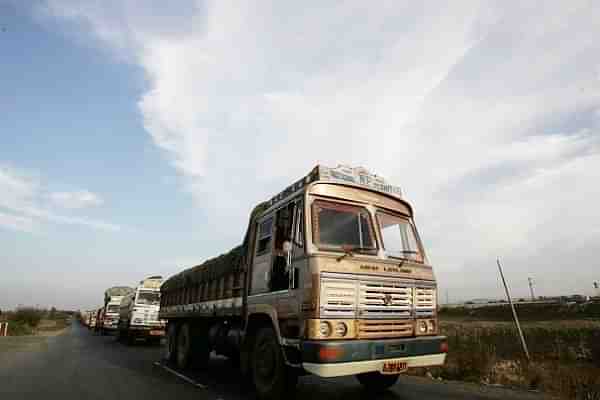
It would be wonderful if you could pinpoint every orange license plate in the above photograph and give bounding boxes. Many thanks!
[149,330,164,336]
[381,361,408,374]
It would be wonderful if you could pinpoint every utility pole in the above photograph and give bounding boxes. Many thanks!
[528,277,535,301]
[497,258,530,361]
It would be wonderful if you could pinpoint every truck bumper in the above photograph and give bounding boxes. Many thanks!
[129,326,165,337]
[301,336,447,378]
[103,326,118,332]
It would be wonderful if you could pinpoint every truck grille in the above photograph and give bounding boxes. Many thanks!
[320,279,357,318]
[357,320,414,339]
[358,281,413,319]
[414,286,436,316]
[320,272,436,321]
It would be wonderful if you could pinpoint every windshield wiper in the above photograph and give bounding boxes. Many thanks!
[336,245,375,262]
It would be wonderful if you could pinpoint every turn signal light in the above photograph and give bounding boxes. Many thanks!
[319,346,344,361]
[440,341,449,353]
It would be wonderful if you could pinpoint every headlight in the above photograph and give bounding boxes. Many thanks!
[134,318,143,324]
[426,319,436,333]
[319,321,332,337]
[418,320,428,334]
[416,319,437,335]
[334,322,348,337]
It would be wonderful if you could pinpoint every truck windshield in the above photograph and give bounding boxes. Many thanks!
[312,200,375,251]
[136,290,160,305]
[107,305,119,314]
[376,211,422,262]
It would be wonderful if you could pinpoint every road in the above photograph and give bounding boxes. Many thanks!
[0,323,549,400]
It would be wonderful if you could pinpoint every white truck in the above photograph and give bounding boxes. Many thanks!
[102,287,134,335]
[89,311,97,329]
[117,276,165,344]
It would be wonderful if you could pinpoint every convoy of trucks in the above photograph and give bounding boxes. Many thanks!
[78,165,446,398]
[158,165,446,399]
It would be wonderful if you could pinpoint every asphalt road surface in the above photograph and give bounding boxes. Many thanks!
[0,323,549,400]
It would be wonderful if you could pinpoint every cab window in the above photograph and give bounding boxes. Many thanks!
[312,200,376,252]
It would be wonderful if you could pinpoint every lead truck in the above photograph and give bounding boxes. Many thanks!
[160,165,447,399]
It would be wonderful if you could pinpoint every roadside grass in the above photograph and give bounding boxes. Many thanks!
[414,307,600,400]
[441,302,600,321]
[1,307,72,336]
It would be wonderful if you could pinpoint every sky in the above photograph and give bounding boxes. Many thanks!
[1,1,599,310]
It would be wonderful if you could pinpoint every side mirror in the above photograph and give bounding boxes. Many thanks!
[282,240,292,253]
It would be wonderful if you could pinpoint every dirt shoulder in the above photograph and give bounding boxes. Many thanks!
[0,321,70,353]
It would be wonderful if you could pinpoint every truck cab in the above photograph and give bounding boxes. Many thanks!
[118,276,165,343]
[245,165,445,386]
[102,296,124,334]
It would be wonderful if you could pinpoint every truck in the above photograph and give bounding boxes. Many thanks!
[89,309,98,330]
[102,286,135,335]
[117,276,165,344]
[159,165,447,399]
[94,307,105,334]
[81,310,91,327]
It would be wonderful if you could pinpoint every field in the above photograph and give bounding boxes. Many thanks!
[417,303,600,400]
[0,308,71,337]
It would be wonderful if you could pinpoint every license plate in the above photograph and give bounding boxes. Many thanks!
[149,330,164,336]
[381,361,408,374]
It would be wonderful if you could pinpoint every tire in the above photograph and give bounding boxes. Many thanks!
[165,323,177,363]
[251,326,297,400]
[190,323,210,369]
[176,323,192,369]
[176,323,210,370]
[355,372,400,392]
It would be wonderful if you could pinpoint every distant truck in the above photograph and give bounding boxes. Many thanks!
[117,276,165,344]
[102,286,135,335]
[81,310,91,327]
[94,307,105,334]
[160,165,447,399]
[89,310,97,329]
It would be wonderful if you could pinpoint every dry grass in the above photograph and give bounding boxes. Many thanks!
[2,308,71,336]
[414,313,600,399]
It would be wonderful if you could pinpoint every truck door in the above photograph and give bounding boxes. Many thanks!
[250,215,274,295]
[270,199,304,292]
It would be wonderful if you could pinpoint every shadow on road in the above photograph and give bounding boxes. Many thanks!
[87,327,408,400]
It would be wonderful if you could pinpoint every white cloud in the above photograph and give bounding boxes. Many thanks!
[49,190,103,209]
[40,1,600,298]
[0,212,36,233]
[0,165,120,232]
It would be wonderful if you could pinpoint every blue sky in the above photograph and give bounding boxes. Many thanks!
[1,1,600,309]
[1,3,213,309]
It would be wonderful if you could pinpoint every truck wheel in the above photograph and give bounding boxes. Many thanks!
[251,326,297,400]
[165,323,177,363]
[190,323,210,368]
[176,323,192,369]
[175,323,210,369]
[355,372,399,392]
